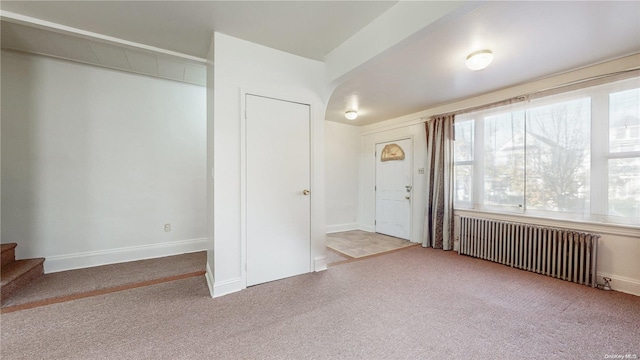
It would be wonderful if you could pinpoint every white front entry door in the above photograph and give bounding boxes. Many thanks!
[375,139,412,240]
[245,94,311,287]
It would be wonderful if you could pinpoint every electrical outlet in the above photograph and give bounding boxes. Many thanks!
[164,224,171,232]
[418,168,425,174]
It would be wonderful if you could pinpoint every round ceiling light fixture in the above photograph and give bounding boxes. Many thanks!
[345,110,358,120]
[466,49,494,71]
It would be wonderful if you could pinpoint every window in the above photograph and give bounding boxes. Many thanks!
[483,110,525,209]
[608,87,640,219]
[454,76,640,226]
[453,119,473,203]
[525,98,591,214]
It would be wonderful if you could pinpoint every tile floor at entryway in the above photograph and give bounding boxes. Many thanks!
[326,230,418,266]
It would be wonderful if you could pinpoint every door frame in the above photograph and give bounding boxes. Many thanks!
[240,88,322,288]
[374,137,414,241]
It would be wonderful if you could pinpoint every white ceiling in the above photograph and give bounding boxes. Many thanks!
[327,1,640,124]
[0,1,397,60]
[1,1,639,126]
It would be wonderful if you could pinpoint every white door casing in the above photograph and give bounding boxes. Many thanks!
[245,94,311,287]
[375,139,412,240]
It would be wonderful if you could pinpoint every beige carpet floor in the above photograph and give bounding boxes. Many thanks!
[1,251,206,311]
[326,230,416,258]
[3,246,638,359]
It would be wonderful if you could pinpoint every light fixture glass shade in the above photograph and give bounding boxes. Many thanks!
[345,110,358,120]
[466,50,494,71]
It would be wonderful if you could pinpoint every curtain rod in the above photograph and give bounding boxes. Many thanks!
[431,67,640,120]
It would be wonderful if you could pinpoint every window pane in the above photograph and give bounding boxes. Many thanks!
[454,164,472,203]
[526,98,591,213]
[483,111,525,207]
[609,158,640,219]
[610,88,640,153]
[454,120,474,162]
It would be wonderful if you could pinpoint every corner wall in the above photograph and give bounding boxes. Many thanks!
[325,121,360,233]
[205,36,216,293]
[211,33,326,297]
[1,51,207,272]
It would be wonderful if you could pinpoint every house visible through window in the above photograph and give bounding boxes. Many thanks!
[454,76,640,226]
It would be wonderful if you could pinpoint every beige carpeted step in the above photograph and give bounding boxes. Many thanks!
[1,258,45,302]
[1,243,17,267]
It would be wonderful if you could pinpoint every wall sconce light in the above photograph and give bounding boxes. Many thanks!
[345,110,358,120]
[466,49,494,71]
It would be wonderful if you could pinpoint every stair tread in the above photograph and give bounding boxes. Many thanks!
[1,243,18,253]
[1,258,45,287]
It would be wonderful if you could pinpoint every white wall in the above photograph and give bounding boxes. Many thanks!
[356,55,640,296]
[1,50,207,272]
[325,121,360,233]
[210,33,326,297]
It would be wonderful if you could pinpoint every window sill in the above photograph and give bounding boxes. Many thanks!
[453,208,640,238]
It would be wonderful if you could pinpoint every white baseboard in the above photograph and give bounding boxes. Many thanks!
[326,223,359,233]
[44,238,207,273]
[359,224,375,233]
[205,262,215,298]
[213,277,243,298]
[597,272,640,297]
[314,256,327,272]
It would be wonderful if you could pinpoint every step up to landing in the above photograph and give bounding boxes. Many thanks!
[1,243,45,302]
[1,243,18,267]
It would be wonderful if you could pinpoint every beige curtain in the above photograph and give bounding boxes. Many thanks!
[422,114,454,250]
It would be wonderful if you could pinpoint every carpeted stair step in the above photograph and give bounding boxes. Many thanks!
[1,258,45,302]
[1,243,17,267]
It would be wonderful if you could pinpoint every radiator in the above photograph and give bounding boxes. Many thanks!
[458,216,599,287]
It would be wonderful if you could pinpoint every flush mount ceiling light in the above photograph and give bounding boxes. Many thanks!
[466,49,494,71]
[345,110,358,120]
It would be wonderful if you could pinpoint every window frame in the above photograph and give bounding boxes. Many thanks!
[453,76,640,227]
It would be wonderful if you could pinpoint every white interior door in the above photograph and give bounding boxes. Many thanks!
[246,94,311,286]
[375,139,412,240]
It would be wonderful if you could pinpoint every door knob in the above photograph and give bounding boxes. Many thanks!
[405,196,410,200]
[303,189,310,195]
